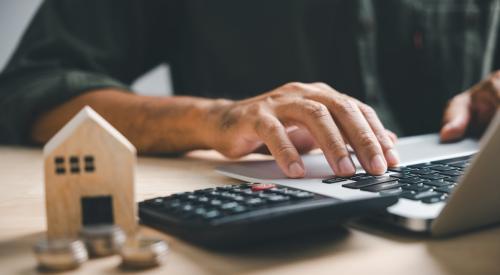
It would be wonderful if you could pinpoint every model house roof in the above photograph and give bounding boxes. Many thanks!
[43,106,136,155]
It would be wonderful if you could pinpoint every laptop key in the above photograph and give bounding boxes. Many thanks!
[419,174,448,180]
[424,180,453,187]
[360,181,407,192]
[408,163,434,168]
[429,165,456,172]
[389,173,417,179]
[342,176,397,189]
[379,188,405,196]
[421,196,447,204]
[402,184,433,192]
[321,177,348,184]
[439,170,464,177]
[349,175,375,181]
[388,166,416,173]
[449,161,469,168]
[435,185,456,194]
[399,177,427,185]
[444,176,461,183]
[431,155,474,164]
[430,155,473,165]
[411,169,436,175]
[401,190,442,201]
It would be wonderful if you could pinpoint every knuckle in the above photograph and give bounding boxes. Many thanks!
[450,93,465,104]
[325,135,347,154]
[312,82,332,90]
[303,102,329,119]
[360,104,377,118]
[219,144,245,159]
[485,78,496,90]
[282,82,307,91]
[247,103,265,116]
[275,144,297,159]
[335,98,359,116]
[360,104,375,114]
[357,130,378,149]
[482,74,500,93]
[255,118,281,137]
[375,132,392,147]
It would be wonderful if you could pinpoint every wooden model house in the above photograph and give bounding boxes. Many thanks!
[43,106,137,239]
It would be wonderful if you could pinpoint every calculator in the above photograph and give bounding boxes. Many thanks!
[138,183,398,248]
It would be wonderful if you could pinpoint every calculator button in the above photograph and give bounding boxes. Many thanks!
[209,199,223,207]
[186,194,198,201]
[216,185,234,191]
[220,202,240,210]
[194,207,208,216]
[194,188,215,194]
[234,189,253,196]
[232,196,245,202]
[206,191,222,198]
[289,192,314,199]
[269,188,289,195]
[165,200,182,209]
[151,198,163,206]
[229,205,248,214]
[244,198,266,207]
[197,196,210,203]
[202,210,222,220]
[266,195,290,203]
[171,192,193,199]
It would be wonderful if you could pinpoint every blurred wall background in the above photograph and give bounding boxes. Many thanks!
[0,0,172,96]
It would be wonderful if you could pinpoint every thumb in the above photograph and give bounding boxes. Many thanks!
[440,94,471,142]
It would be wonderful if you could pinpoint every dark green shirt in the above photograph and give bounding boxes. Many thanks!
[1,0,498,144]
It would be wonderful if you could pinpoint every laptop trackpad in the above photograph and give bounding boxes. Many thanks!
[215,133,479,181]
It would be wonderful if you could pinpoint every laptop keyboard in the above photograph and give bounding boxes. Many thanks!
[322,155,473,204]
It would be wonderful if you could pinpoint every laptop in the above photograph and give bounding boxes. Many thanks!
[216,110,500,236]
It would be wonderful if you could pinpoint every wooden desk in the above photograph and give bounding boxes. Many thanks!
[1,146,499,275]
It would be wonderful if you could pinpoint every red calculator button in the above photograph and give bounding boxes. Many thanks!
[251,184,276,191]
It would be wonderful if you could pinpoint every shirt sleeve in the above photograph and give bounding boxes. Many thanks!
[0,0,169,144]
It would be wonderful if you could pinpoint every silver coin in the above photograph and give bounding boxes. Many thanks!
[120,237,169,269]
[79,225,126,257]
[33,238,88,271]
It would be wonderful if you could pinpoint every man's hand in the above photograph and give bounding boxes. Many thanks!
[206,82,400,178]
[441,71,500,142]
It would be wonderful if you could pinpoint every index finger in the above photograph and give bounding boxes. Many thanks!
[307,92,387,175]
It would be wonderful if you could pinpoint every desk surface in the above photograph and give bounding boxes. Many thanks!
[0,146,499,275]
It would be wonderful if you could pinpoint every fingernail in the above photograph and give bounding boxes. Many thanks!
[337,156,355,175]
[288,162,305,178]
[370,155,387,174]
[385,149,400,166]
[442,122,455,131]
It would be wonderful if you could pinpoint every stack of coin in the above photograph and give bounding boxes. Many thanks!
[79,225,126,257]
[33,238,88,271]
[120,237,169,269]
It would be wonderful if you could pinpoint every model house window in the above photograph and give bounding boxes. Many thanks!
[54,155,95,175]
[69,156,80,174]
[54,156,65,174]
[84,155,95,172]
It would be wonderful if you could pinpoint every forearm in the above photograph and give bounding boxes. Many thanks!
[31,89,230,153]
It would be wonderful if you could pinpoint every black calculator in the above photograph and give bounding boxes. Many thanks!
[138,183,397,248]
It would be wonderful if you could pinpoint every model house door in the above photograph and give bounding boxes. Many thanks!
[81,196,114,226]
